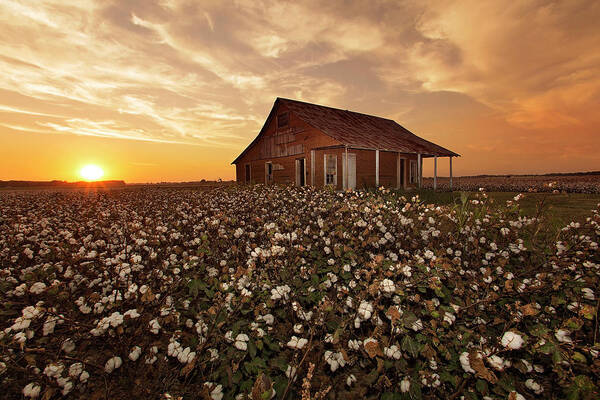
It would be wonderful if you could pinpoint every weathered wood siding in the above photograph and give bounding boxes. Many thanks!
[235,103,421,189]
[235,102,340,184]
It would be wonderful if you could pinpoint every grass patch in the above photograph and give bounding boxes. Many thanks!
[395,189,600,227]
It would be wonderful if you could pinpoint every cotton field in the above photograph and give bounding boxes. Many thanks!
[0,186,598,399]
[423,174,600,193]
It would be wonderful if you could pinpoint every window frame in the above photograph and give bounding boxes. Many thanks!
[277,112,289,129]
[324,154,337,186]
[410,160,417,184]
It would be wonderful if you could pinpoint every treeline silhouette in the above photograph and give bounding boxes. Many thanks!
[0,180,126,188]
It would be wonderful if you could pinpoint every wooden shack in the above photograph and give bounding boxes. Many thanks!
[232,98,459,190]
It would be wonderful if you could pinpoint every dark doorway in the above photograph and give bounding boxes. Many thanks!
[296,158,305,186]
[400,159,405,187]
[245,164,251,183]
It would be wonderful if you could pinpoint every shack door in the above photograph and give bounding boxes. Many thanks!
[296,158,305,186]
[347,153,356,189]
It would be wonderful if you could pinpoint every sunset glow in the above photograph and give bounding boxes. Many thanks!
[0,1,599,182]
[80,164,104,181]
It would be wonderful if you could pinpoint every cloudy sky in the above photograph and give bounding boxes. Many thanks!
[1,0,599,181]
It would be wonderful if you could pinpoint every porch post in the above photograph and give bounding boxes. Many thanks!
[375,149,380,187]
[310,150,315,186]
[417,153,422,188]
[449,156,453,190]
[433,155,438,190]
[344,146,348,190]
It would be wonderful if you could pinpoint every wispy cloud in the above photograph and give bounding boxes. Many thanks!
[0,0,599,179]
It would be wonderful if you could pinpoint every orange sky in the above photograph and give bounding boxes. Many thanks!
[1,0,599,182]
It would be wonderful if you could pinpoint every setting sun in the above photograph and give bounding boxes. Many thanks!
[80,164,104,181]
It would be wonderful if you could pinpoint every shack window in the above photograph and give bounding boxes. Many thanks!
[410,160,417,184]
[324,154,337,186]
[277,112,289,128]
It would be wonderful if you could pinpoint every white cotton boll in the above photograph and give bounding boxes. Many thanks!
[348,339,360,351]
[104,356,122,373]
[380,279,395,294]
[293,324,303,334]
[61,339,76,353]
[358,301,373,320]
[400,377,410,393]
[521,359,533,373]
[262,314,274,325]
[124,309,140,319]
[69,362,83,378]
[270,285,291,301]
[29,282,46,294]
[10,317,31,331]
[501,331,524,350]
[346,374,357,386]
[509,391,526,400]
[44,363,64,379]
[234,333,249,351]
[443,312,456,325]
[384,345,402,360]
[79,370,90,382]
[555,329,572,343]
[14,331,27,343]
[23,383,41,398]
[208,348,219,361]
[14,283,27,296]
[129,346,142,361]
[177,347,193,363]
[43,319,56,336]
[57,377,73,395]
[287,336,308,350]
[525,379,543,394]
[149,319,161,334]
[324,350,346,372]
[582,288,595,301]
[410,319,423,331]
[22,306,41,320]
[285,365,297,379]
[205,383,223,400]
[460,352,475,373]
[486,355,506,371]
[79,304,91,314]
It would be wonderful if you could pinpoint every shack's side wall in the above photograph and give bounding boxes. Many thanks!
[234,102,341,184]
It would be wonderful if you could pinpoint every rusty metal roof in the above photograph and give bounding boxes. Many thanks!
[232,97,459,164]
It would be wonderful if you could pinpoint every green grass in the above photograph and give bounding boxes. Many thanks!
[397,189,600,227]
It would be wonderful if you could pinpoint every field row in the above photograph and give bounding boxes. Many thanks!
[423,174,600,193]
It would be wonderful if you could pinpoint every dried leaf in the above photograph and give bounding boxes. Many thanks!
[386,306,402,323]
[180,357,197,376]
[469,350,498,384]
[141,288,155,302]
[364,340,383,358]
[521,303,539,316]
[251,373,273,400]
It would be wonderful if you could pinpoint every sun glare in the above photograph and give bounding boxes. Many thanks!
[80,164,104,181]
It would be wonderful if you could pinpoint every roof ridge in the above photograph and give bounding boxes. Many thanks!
[277,97,395,122]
